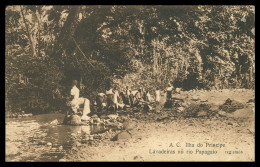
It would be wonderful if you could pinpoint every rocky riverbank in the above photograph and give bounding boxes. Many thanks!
[60,89,254,161]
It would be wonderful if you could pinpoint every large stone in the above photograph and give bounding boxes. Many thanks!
[47,142,52,146]
[112,131,132,141]
[70,115,82,125]
[175,88,181,94]
[50,119,59,125]
[122,120,134,130]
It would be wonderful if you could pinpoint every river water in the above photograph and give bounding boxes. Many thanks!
[5,113,106,162]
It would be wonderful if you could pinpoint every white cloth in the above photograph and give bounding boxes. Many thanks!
[147,93,151,102]
[71,86,79,99]
[114,90,119,104]
[167,86,174,91]
[106,89,114,95]
[155,90,160,102]
[126,89,130,96]
[70,86,91,120]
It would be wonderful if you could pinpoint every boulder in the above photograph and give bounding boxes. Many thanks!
[70,115,82,125]
[50,119,59,125]
[47,142,52,146]
[122,120,134,130]
[59,146,63,150]
[219,98,244,113]
[112,131,132,141]
[175,88,181,94]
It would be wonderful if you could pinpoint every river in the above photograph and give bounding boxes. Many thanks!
[5,113,106,162]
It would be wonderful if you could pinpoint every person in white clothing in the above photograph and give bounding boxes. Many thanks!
[113,87,119,109]
[146,90,151,102]
[155,87,160,102]
[70,80,91,120]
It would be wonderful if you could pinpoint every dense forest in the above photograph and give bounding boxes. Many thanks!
[5,5,255,114]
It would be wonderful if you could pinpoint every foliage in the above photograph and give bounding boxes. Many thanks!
[5,5,255,114]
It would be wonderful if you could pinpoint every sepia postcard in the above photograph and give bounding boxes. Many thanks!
[5,5,255,162]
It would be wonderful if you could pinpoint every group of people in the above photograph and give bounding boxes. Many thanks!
[67,79,175,121]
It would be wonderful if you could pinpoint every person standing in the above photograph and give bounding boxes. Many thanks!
[155,87,160,102]
[129,90,134,106]
[166,83,174,100]
[70,80,91,120]
[113,87,119,109]
[106,86,116,113]
[125,86,131,105]
[146,90,151,102]
[126,86,131,97]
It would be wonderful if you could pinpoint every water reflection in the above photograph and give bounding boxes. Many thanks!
[6,113,106,162]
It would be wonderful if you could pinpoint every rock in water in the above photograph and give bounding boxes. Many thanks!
[112,131,132,141]
[70,115,82,125]
[50,119,58,125]
[47,142,52,146]
[59,146,63,150]
[175,88,181,94]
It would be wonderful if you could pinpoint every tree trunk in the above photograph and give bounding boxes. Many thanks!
[20,6,36,57]
[54,6,79,58]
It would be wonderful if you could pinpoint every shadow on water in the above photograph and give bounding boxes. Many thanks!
[6,113,106,162]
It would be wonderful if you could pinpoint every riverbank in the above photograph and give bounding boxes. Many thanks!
[62,89,255,161]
